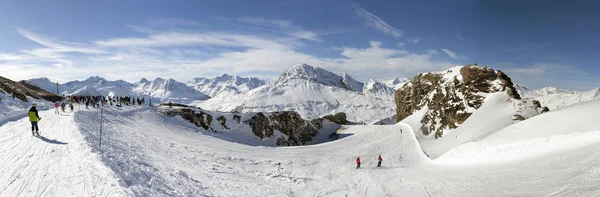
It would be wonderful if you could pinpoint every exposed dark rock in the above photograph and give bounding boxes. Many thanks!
[513,114,526,121]
[321,112,348,125]
[0,76,63,102]
[395,64,522,138]
[532,100,541,108]
[541,107,550,113]
[161,108,337,146]
[162,108,213,131]
[233,115,241,124]
[245,112,274,139]
[217,116,229,129]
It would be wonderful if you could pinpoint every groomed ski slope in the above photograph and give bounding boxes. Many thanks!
[2,102,600,196]
[0,108,131,196]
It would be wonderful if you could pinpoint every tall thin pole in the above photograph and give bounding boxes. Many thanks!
[99,108,103,149]
[56,82,59,95]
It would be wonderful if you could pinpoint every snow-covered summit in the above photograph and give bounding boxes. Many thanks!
[341,72,364,92]
[133,77,209,103]
[381,77,411,89]
[196,63,397,123]
[187,74,266,97]
[25,77,60,94]
[270,63,360,92]
[362,79,395,97]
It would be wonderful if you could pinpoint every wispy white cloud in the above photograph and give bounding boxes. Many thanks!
[397,42,406,47]
[441,49,457,59]
[237,17,319,41]
[4,22,456,83]
[453,33,465,40]
[16,27,105,55]
[94,32,292,50]
[351,3,402,38]
[409,38,421,44]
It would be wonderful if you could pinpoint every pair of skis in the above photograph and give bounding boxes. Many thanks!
[32,130,41,137]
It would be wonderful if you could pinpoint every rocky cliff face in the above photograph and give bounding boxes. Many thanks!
[0,76,63,102]
[394,64,521,138]
[161,107,347,146]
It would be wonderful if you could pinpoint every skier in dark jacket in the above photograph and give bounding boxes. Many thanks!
[377,155,383,167]
[28,104,41,136]
[356,157,361,169]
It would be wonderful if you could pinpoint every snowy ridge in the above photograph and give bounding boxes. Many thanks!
[186,74,266,97]
[380,77,411,90]
[25,77,60,94]
[270,64,360,92]
[515,83,600,109]
[133,78,210,103]
[340,72,364,92]
[197,63,396,123]
[362,79,395,97]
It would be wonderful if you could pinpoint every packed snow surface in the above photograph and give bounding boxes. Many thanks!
[2,102,600,196]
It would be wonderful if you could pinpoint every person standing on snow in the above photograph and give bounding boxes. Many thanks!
[377,155,383,167]
[54,102,59,114]
[29,104,41,136]
[356,157,361,169]
[275,162,283,176]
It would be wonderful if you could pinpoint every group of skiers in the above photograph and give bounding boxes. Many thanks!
[355,155,383,168]
[30,94,149,137]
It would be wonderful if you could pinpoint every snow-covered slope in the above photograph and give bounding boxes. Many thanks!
[0,108,132,196]
[515,84,600,109]
[132,77,210,103]
[3,102,600,196]
[196,64,396,123]
[186,74,266,97]
[437,98,600,165]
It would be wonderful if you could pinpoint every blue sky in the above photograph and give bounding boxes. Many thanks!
[1,0,599,90]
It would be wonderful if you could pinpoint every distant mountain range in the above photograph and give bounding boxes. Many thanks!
[21,63,600,124]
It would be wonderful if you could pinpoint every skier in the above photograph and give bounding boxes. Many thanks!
[61,102,66,112]
[356,157,361,169]
[401,129,403,133]
[275,162,282,177]
[29,104,41,136]
[377,155,382,167]
[69,99,74,111]
[54,102,59,114]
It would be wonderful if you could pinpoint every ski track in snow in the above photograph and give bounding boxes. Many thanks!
[0,107,132,197]
[2,104,600,196]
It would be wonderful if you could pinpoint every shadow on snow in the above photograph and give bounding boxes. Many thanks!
[39,136,68,145]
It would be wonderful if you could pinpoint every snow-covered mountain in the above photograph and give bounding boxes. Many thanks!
[396,64,546,158]
[61,76,135,97]
[340,72,364,92]
[133,77,210,103]
[25,77,62,94]
[515,84,600,109]
[381,77,411,89]
[362,79,395,97]
[196,63,396,123]
[186,74,266,97]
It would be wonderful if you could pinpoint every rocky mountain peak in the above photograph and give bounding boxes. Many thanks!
[395,64,521,138]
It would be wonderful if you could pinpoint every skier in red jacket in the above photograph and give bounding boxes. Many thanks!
[54,102,59,114]
[377,155,383,167]
[356,157,361,169]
